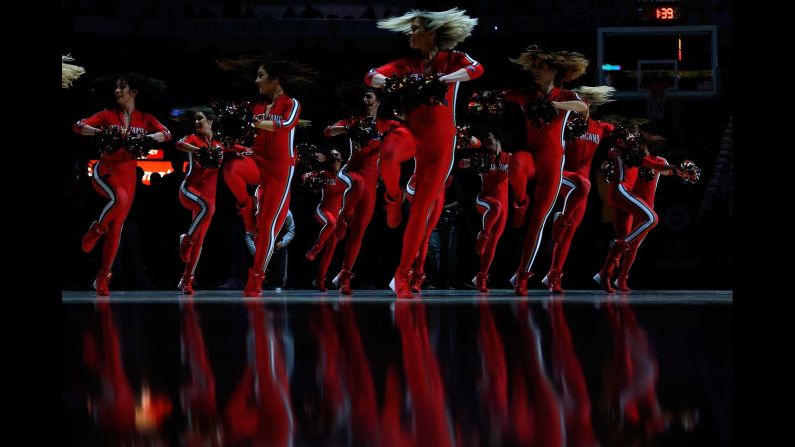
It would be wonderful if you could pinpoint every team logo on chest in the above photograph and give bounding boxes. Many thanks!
[489,163,509,172]
[578,132,600,144]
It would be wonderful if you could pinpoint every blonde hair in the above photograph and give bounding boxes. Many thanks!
[572,85,616,108]
[510,45,589,84]
[62,54,86,89]
[377,8,477,50]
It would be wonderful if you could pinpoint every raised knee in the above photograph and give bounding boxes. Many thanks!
[649,211,659,228]
[575,175,591,191]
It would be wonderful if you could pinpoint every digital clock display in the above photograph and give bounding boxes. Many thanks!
[655,7,680,20]
[635,0,685,22]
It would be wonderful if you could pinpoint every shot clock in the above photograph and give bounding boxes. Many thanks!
[635,0,685,23]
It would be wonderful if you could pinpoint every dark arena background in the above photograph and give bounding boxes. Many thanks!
[60,1,733,446]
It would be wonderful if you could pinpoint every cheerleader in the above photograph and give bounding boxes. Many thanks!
[503,45,588,295]
[366,7,484,298]
[542,86,616,293]
[74,73,171,295]
[611,142,686,292]
[304,148,346,291]
[594,126,678,293]
[218,57,315,297]
[174,108,224,294]
[462,132,511,292]
[325,89,403,295]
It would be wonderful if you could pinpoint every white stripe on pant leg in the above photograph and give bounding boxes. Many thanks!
[191,245,203,275]
[406,178,416,197]
[424,202,434,228]
[288,127,296,158]
[314,205,329,246]
[337,167,352,216]
[406,160,417,198]
[475,195,492,232]
[93,162,117,226]
[440,82,461,182]
[451,82,460,126]
[525,154,566,273]
[180,181,208,237]
[265,165,295,268]
[618,184,656,243]
[254,186,262,215]
[560,177,577,216]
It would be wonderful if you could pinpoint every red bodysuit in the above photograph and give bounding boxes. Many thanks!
[222,143,260,235]
[596,153,669,292]
[327,116,403,294]
[615,155,670,291]
[504,87,580,294]
[245,95,301,296]
[473,151,512,290]
[308,169,347,290]
[545,119,614,291]
[404,174,452,292]
[176,133,223,290]
[366,50,483,297]
[74,109,171,294]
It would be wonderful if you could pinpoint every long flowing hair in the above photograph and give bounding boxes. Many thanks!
[377,8,477,50]
[573,85,616,112]
[62,54,86,89]
[510,45,589,84]
[216,55,317,93]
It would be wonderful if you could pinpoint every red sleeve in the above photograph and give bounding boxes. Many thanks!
[74,110,109,134]
[144,113,172,141]
[272,98,301,132]
[176,134,193,150]
[601,121,615,138]
[177,134,203,150]
[449,51,484,80]
[642,155,671,171]
[365,58,407,86]
[324,118,355,137]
